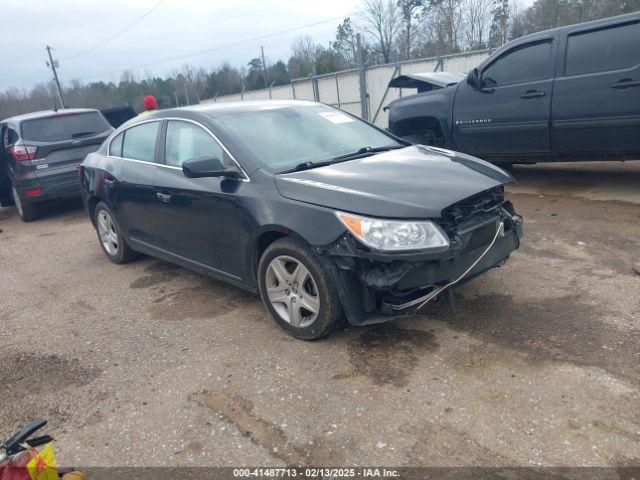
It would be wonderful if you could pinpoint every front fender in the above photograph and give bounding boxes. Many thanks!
[387,88,457,143]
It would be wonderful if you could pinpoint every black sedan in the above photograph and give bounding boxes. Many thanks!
[79,100,523,340]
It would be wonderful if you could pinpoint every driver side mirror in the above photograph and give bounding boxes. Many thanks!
[182,155,243,179]
[467,68,480,89]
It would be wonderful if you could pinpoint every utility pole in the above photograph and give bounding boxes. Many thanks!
[46,45,66,109]
[356,33,368,121]
[260,46,269,89]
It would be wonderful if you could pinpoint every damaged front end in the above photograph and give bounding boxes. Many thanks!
[315,186,523,326]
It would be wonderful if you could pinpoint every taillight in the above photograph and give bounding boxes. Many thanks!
[9,145,38,161]
[25,188,42,197]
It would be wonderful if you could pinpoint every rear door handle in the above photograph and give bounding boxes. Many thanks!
[157,192,171,203]
[520,90,546,99]
[611,79,640,89]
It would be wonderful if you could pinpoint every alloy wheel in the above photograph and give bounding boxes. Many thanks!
[97,210,119,256]
[265,255,320,328]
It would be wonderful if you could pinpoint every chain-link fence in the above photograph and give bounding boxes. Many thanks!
[201,49,490,128]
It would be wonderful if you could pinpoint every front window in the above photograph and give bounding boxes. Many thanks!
[482,41,553,87]
[216,104,402,172]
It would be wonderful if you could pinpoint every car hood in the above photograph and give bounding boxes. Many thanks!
[274,146,514,219]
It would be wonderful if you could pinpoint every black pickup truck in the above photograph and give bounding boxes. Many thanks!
[387,12,640,164]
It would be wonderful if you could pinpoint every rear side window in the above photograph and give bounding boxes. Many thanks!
[122,122,159,162]
[482,41,553,87]
[109,132,124,157]
[566,22,640,76]
[21,112,111,142]
[165,120,226,168]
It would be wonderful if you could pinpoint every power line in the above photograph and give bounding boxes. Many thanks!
[61,0,167,61]
[75,10,362,82]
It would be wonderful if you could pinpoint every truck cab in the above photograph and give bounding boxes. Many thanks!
[388,12,640,164]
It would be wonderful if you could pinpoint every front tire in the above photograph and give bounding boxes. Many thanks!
[94,202,138,264]
[12,186,38,222]
[258,238,344,340]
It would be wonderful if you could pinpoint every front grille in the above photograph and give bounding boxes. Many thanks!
[440,186,505,233]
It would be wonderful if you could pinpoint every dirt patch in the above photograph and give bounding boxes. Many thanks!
[148,279,257,321]
[129,261,183,289]
[429,293,640,383]
[192,390,346,466]
[0,353,100,436]
[507,192,640,275]
[405,421,510,467]
[72,298,96,313]
[336,324,438,387]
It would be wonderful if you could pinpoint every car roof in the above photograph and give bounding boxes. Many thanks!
[509,10,639,44]
[2,108,102,124]
[173,99,319,117]
[120,99,324,127]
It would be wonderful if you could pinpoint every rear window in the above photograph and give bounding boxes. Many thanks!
[566,22,640,76]
[21,112,111,142]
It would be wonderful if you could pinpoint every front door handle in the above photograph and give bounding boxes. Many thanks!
[103,178,115,187]
[520,90,546,99]
[611,79,640,89]
[156,192,171,203]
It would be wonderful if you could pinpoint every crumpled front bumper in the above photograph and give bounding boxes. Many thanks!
[318,205,523,326]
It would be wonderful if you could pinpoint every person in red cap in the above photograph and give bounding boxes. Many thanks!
[139,95,157,115]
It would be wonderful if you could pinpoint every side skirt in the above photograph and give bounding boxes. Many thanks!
[129,238,258,294]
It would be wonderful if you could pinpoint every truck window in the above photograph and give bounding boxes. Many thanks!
[565,22,640,76]
[482,41,553,87]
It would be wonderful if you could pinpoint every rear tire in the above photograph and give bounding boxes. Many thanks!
[12,186,38,222]
[258,238,344,340]
[94,201,138,264]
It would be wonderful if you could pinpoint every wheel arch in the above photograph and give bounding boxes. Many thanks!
[392,116,446,144]
[246,226,312,288]
[87,194,100,225]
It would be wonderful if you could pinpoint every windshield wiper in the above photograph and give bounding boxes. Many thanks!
[330,145,404,162]
[279,145,404,174]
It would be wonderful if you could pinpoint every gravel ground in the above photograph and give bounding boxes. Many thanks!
[0,161,638,468]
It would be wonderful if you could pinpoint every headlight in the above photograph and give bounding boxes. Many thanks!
[335,211,450,252]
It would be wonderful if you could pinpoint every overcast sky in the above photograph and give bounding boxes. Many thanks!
[0,0,363,92]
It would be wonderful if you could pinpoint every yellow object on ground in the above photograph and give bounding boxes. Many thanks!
[26,444,57,480]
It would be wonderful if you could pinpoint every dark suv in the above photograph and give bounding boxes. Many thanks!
[0,109,113,221]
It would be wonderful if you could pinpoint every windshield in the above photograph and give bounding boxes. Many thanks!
[21,112,111,142]
[216,104,402,172]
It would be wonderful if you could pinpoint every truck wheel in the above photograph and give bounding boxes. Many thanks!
[12,186,38,222]
[258,238,344,340]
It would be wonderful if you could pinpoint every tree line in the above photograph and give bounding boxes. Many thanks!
[1,0,637,119]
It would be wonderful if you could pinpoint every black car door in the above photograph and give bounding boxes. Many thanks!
[453,38,555,157]
[152,119,245,279]
[552,19,640,155]
[106,120,162,246]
